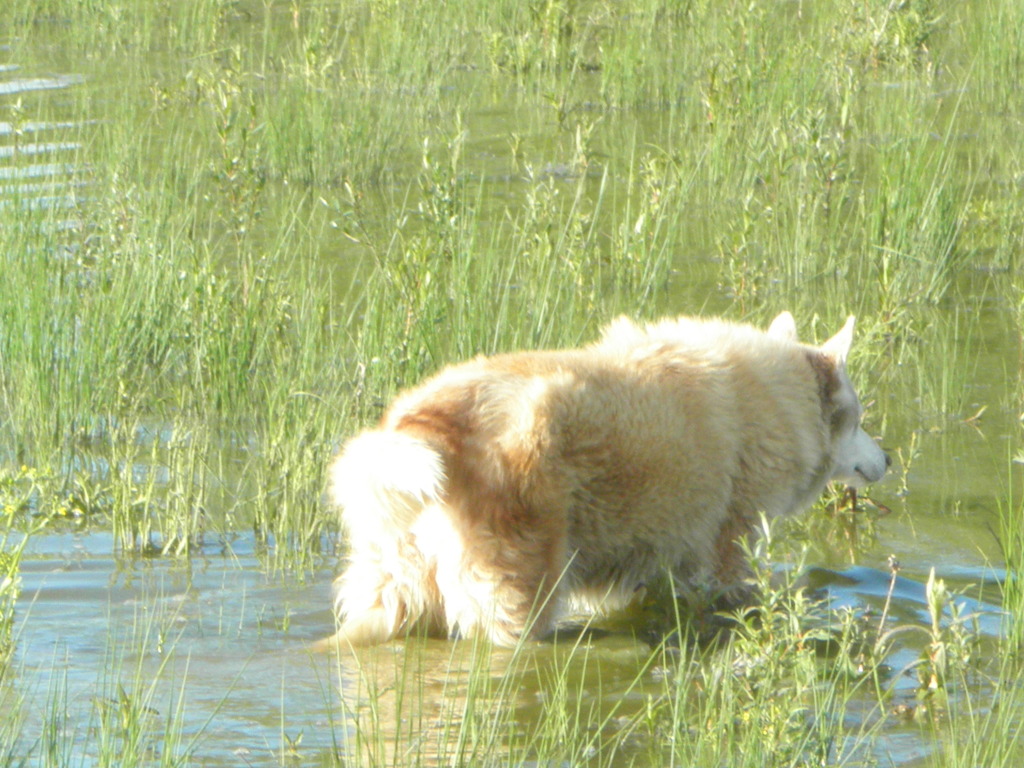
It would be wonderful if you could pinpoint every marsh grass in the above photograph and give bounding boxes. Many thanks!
[3,0,1024,763]
[997,472,1024,656]
[648,522,887,767]
[0,507,29,672]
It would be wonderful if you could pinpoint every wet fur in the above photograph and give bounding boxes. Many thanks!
[320,313,888,649]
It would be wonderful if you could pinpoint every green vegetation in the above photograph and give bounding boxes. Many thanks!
[1,0,1024,764]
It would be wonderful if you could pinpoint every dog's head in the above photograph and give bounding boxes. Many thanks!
[769,312,890,488]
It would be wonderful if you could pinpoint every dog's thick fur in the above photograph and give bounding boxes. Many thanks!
[322,313,888,648]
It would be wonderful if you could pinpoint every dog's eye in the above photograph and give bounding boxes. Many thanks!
[830,407,859,437]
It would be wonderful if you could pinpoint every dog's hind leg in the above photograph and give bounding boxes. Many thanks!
[433,559,560,647]
[427,515,568,647]
[319,430,449,651]
[317,535,445,652]
[319,562,405,650]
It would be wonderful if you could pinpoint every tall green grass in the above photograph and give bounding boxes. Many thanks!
[0,472,39,671]
[2,0,1024,762]
[0,0,1017,570]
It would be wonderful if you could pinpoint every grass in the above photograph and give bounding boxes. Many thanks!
[1,0,1024,763]
[0,497,28,671]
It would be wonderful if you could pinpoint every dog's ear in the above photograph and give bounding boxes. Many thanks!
[767,311,798,342]
[820,316,855,365]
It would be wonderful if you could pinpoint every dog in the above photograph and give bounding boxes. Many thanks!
[321,312,889,649]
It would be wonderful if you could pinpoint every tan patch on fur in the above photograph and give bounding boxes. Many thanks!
[392,398,473,455]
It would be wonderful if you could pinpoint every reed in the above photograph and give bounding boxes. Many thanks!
[2,0,1024,763]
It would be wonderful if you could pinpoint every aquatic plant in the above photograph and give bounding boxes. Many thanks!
[1,0,1024,763]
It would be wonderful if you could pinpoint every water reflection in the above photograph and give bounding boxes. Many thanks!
[300,625,656,767]
[0,62,85,218]
[0,141,80,160]
[0,73,85,96]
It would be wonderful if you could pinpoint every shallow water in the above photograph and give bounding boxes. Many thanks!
[12,531,340,764]
[3,3,1023,766]
[5,527,1007,766]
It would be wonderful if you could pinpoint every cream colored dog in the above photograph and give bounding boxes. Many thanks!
[322,313,888,648]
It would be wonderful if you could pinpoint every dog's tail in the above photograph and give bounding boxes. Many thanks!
[328,429,446,540]
[321,429,447,649]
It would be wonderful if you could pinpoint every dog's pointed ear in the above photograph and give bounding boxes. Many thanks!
[820,316,855,365]
[767,311,798,342]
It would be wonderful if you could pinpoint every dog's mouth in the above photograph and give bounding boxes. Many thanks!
[854,452,892,485]
[838,465,875,488]
[853,466,885,485]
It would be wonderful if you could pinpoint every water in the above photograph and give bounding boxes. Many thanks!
[9,529,1007,766]
[0,63,85,224]
[2,3,1023,766]
[13,531,341,764]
